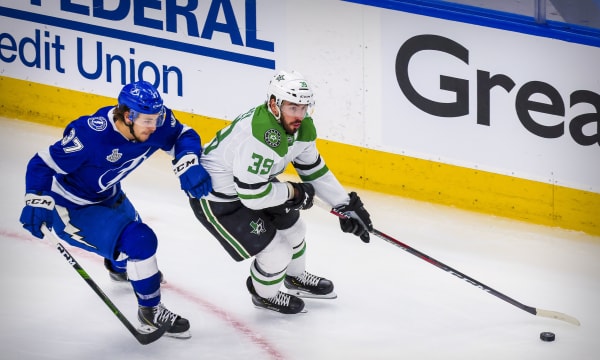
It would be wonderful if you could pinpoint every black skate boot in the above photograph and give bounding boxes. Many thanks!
[246,277,305,314]
[284,271,337,299]
[138,303,191,339]
[104,258,165,284]
[104,258,128,282]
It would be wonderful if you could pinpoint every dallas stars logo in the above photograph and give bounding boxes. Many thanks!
[264,129,281,147]
[250,218,266,235]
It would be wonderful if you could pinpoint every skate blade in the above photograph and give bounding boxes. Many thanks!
[138,324,191,339]
[252,305,308,314]
[287,289,338,299]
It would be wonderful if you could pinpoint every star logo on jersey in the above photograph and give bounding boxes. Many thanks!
[106,149,123,163]
[264,129,281,147]
[250,218,266,235]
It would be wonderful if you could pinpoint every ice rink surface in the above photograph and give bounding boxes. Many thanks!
[1,117,598,359]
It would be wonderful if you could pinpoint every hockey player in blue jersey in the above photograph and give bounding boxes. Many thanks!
[19,80,212,339]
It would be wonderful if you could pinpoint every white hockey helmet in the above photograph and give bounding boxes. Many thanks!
[266,70,314,119]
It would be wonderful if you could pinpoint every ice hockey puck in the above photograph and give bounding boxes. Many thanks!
[540,332,555,342]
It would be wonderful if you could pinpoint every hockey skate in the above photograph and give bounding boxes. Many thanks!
[284,271,337,299]
[104,258,165,284]
[138,303,191,339]
[246,277,305,314]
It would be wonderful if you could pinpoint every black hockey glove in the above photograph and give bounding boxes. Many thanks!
[334,192,373,243]
[285,182,315,211]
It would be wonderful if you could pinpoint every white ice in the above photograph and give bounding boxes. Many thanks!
[1,118,598,360]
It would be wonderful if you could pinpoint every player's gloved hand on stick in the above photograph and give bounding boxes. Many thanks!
[285,182,315,211]
[19,192,55,239]
[334,192,373,243]
[173,153,213,198]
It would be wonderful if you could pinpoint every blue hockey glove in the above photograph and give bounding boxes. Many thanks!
[19,192,55,239]
[285,182,315,211]
[334,192,373,243]
[173,153,212,198]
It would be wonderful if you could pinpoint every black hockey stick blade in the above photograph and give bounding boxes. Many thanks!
[133,322,171,345]
[314,199,581,326]
[42,226,171,344]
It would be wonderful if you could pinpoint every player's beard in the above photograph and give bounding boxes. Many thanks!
[283,120,301,134]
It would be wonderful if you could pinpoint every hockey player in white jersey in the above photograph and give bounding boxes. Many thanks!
[189,70,373,314]
[19,80,212,338]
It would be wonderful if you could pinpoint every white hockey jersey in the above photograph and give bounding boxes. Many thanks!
[201,104,349,210]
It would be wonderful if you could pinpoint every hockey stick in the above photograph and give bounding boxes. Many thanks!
[314,198,581,326]
[41,226,171,344]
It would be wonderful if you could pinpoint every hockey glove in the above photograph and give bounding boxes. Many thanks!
[173,153,212,198]
[19,192,55,239]
[334,192,373,243]
[285,182,315,211]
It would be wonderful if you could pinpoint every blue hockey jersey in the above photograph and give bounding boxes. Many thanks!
[24,105,201,207]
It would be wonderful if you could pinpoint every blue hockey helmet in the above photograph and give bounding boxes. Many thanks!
[117,81,165,126]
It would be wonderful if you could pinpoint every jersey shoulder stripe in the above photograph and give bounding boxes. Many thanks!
[250,105,317,157]
[251,105,288,157]
[296,117,317,142]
